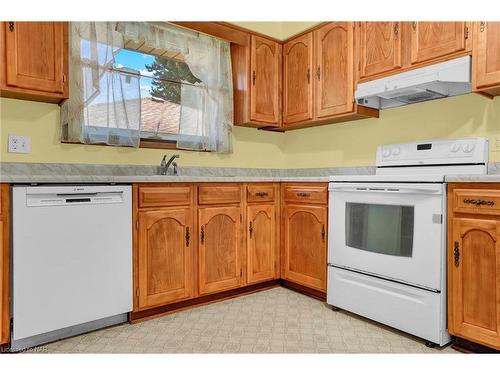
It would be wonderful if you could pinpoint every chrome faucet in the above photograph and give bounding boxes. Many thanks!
[159,154,180,175]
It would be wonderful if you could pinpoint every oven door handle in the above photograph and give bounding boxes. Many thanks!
[329,186,441,195]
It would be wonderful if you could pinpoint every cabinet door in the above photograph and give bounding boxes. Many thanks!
[283,204,327,291]
[0,218,5,345]
[283,33,313,124]
[247,204,277,284]
[410,22,468,65]
[137,208,194,310]
[4,22,66,94]
[250,35,281,124]
[359,22,402,80]
[473,22,500,90]
[198,206,242,295]
[314,22,354,118]
[449,218,500,349]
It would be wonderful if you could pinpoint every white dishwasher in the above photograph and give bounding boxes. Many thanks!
[11,185,132,351]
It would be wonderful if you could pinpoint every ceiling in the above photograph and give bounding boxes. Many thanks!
[229,22,320,40]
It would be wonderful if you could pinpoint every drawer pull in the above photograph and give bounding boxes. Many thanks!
[454,241,460,267]
[463,198,495,207]
[255,191,269,197]
[296,192,311,198]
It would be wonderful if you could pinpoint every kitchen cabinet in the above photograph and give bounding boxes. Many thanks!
[314,22,355,118]
[198,206,243,295]
[0,22,68,103]
[136,208,194,310]
[232,34,282,127]
[473,22,500,97]
[133,184,195,312]
[0,184,10,345]
[283,33,313,124]
[448,184,500,350]
[282,183,328,292]
[359,22,403,80]
[246,184,279,284]
[409,22,470,65]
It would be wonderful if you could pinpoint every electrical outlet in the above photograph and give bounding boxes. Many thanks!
[8,134,31,154]
[494,136,500,152]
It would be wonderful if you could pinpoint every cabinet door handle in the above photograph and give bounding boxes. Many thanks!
[8,22,14,32]
[411,22,417,32]
[307,68,311,84]
[185,226,190,247]
[480,21,486,32]
[249,221,253,238]
[316,66,321,81]
[252,70,256,86]
[200,225,205,244]
[321,225,326,242]
[393,23,399,37]
[453,241,460,267]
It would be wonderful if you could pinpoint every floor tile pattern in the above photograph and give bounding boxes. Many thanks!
[31,287,456,353]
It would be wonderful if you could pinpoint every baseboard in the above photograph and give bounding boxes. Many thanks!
[451,336,500,353]
[280,279,327,301]
[130,280,280,323]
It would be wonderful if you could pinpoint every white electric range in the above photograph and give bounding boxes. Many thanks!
[327,137,488,347]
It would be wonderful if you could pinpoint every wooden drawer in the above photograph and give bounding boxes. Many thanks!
[453,189,500,215]
[247,185,276,203]
[283,183,328,205]
[198,185,241,205]
[138,186,192,208]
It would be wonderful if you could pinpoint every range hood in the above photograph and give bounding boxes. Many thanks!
[355,56,471,110]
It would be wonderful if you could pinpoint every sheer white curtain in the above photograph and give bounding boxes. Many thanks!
[119,22,233,153]
[61,22,141,147]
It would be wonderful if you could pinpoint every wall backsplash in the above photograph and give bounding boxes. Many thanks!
[1,94,499,169]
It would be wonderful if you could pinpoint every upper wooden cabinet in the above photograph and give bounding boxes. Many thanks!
[283,33,313,124]
[136,208,194,310]
[250,36,282,124]
[473,22,500,96]
[359,22,402,80]
[314,22,355,119]
[0,22,68,103]
[409,22,470,65]
[198,206,243,295]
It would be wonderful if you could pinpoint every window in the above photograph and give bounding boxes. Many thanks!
[61,22,233,152]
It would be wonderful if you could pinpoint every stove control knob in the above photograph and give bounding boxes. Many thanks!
[462,143,475,153]
[382,148,391,158]
[391,147,401,156]
[450,143,460,153]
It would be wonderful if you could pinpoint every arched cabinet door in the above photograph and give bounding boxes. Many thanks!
[410,22,469,65]
[449,218,500,349]
[250,35,281,124]
[473,22,500,92]
[137,208,194,310]
[198,206,242,295]
[314,22,354,118]
[359,22,402,80]
[283,205,327,291]
[283,32,313,125]
[247,204,277,284]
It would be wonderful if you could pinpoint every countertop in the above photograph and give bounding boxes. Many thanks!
[445,175,500,182]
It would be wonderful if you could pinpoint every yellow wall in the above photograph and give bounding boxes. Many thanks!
[2,94,500,169]
[230,22,320,40]
[283,94,500,168]
[0,98,285,167]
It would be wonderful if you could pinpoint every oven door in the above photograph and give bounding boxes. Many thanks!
[329,182,444,291]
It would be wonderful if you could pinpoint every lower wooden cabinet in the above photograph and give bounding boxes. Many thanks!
[136,208,194,310]
[246,204,278,284]
[198,206,243,295]
[448,184,500,350]
[0,184,10,345]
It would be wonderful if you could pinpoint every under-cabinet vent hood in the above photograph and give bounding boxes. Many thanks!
[355,56,471,110]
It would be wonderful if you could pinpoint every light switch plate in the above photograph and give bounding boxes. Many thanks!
[8,134,31,154]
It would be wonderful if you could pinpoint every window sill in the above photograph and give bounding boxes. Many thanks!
[61,139,178,150]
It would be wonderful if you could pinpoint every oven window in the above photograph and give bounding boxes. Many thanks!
[345,202,414,257]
